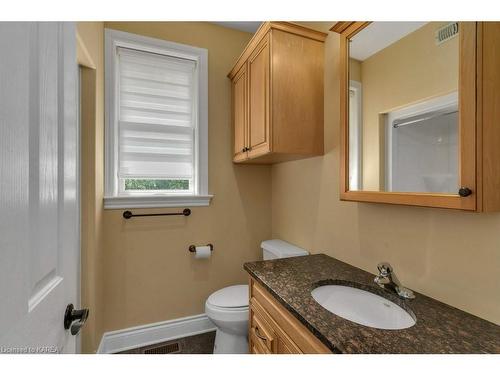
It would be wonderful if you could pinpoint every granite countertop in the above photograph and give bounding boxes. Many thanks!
[244,254,500,354]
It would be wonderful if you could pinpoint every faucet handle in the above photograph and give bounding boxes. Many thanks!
[377,262,393,276]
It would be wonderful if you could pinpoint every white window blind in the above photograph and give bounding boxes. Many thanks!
[104,29,210,209]
[117,47,197,192]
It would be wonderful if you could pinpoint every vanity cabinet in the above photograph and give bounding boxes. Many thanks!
[333,22,500,212]
[229,22,326,164]
[249,277,331,354]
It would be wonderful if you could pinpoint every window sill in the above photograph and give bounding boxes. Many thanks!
[103,194,213,209]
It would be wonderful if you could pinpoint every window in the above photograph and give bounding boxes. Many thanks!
[104,29,211,209]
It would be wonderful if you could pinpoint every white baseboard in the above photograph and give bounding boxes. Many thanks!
[97,314,216,354]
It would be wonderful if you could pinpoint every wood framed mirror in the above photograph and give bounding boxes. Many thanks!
[334,22,478,210]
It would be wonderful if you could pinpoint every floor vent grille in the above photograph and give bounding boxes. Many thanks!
[143,342,181,354]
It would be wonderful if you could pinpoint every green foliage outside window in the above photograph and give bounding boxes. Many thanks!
[125,179,189,191]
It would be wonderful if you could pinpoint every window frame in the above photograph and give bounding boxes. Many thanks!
[104,29,211,209]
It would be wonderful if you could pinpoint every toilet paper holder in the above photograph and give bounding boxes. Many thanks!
[188,244,214,253]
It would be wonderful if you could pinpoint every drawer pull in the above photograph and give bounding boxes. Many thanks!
[254,326,268,342]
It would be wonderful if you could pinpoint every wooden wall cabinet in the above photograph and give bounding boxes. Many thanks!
[249,277,331,354]
[333,22,500,212]
[229,22,327,164]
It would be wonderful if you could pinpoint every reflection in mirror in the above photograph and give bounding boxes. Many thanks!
[348,22,459,193]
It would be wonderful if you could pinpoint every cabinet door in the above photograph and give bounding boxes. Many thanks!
[248,35,271,158]
[277,339,300,354]
[232,64,248,162]
[251,340,266,354]
[276,334,302,354]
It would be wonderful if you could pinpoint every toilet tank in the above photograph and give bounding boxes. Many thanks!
[261,239,309,260]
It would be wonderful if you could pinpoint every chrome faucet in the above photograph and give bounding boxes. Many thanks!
[374,262,415,300]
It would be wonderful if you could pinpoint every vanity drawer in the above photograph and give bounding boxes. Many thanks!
[250,305,276,353]
[250,277,331,354]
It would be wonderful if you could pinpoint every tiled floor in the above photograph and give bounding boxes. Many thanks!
[117,331,216,354]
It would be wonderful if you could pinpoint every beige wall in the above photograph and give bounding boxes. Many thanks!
[99,23,272,334]
[77,22,106,354]
[358,23,458,189]
[271,30,500,325]
[349,58,362,82]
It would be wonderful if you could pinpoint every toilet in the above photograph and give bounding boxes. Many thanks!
[205,239,308,354]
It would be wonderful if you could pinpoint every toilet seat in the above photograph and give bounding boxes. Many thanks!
[205,285,249,326]
[206,284,248,309]
[205,302,248,323]
[205,303,248,312]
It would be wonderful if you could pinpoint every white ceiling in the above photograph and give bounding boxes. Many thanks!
[211,22,262,33]
[350,22,428,61]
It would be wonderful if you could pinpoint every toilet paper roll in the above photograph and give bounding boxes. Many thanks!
[194,245,211,259]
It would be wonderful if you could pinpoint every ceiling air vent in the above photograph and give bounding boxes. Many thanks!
[435,22,459,45]
[142,342,180,354]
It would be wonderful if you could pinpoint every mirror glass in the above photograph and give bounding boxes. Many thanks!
[348,22,459,193]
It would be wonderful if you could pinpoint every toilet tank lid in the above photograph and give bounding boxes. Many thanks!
[207,285,248,308]
[261,239,308,257]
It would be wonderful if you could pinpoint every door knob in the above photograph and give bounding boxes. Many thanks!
[64,303,89,336]
[458,187,472,197]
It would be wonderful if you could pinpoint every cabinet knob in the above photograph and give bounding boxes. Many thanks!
[458,187,472,197]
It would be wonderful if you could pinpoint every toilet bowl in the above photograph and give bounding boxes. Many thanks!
[205,239,309,354]
[205,285,249,354]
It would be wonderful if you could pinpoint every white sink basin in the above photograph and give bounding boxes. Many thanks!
[311,284,416,330]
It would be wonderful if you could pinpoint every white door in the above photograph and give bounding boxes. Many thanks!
[0,22,82,354]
